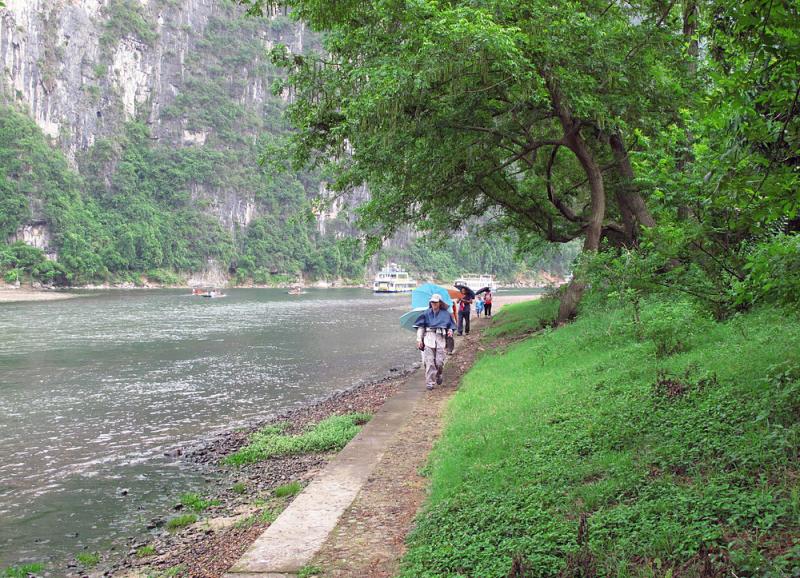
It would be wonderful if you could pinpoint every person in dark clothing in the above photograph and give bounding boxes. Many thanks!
[483,289,493,317]
[457,287,473,335]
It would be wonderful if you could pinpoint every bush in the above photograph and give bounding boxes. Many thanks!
[640,298,707,357]
[736,234,800,307]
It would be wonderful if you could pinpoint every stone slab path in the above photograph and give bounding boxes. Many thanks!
[223,351,432,577]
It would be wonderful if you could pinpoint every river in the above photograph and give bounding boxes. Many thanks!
[0,288,424,567]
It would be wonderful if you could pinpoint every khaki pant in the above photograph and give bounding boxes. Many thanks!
[423,343,445,387]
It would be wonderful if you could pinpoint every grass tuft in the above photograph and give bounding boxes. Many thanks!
[232,482,247,494]
[136,544,156,557]
[2,564,45,578]
[274,481,303,498]
[179,492,220,512]
[225,413,372,465]
[298,565,324,577]
[166,514,197,530]
[75,552,100,567]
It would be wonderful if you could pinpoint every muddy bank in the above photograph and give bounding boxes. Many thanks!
[100,366,419,578]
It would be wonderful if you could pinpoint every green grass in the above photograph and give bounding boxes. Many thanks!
[150,566,186,578]
[225,413,372,465]
[1,564,44,578]
[179,492,220,512]
[75,552,100,567]
[234,506,282,528]
[481,296,559,341]
[165,514,198,530]
[298,565,324,577]
[274,481,303,498]
[402,297,800,577]
[136,544,156,557]
[232,481,247,494]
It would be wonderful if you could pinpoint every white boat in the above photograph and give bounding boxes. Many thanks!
[453,274,497,293]
[372,263,417,293]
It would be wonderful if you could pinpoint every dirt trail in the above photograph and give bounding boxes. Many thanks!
[310,295,535,577]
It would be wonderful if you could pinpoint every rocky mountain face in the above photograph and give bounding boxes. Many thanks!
[1,0,302,156]
[0,0,371,283]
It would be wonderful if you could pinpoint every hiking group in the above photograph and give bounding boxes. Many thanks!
[413,287,493,390]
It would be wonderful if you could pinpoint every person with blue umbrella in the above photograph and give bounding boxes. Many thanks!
[413,293,457,390]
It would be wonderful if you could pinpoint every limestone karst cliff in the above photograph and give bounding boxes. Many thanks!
[0,0,366,284]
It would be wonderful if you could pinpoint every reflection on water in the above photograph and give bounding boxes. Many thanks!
[0,288,418,565]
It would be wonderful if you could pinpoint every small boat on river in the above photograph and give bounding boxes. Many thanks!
[192,288,226,298]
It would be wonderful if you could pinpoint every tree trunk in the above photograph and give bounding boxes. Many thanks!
[558,128,606,322]
[543,72,607,322]
[609,132,656,244]
[677,0,699,221]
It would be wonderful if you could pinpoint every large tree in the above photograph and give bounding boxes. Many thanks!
[241,0,699,318]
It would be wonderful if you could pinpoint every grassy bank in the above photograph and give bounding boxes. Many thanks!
[402,297,799,577]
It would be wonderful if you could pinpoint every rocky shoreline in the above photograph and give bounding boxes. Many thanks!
[93,365,419,578]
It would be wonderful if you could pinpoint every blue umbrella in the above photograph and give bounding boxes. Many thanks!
[399,307,428,332]
[411,283,454,309]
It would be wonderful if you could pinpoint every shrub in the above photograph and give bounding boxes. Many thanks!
[736,233,800,307]
[640,298,707,357]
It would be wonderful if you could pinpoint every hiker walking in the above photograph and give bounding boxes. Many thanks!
[414,293,456,390]
[457,287,474,335]
[483,289,493,317]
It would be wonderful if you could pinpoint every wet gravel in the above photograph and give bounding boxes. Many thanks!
[101,368,416,578]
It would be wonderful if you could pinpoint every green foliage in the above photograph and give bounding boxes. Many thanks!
[1,563,44,578]
[402,297,800,576]
[639,298,709,357]
[179,493,220,513]
[298,565,324,578]
[225,413,371,465]
[273,481,302,498]
[232,482,247,494]
[165,514,197,530]
[75,552,100,567]
[100,0,158,49]
[481,297,558,342]
[136,544,156,557]
[735,234,800,307]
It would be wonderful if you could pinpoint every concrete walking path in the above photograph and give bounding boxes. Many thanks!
[223,357,431,577]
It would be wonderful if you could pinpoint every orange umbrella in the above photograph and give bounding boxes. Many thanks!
[447,288,461,321]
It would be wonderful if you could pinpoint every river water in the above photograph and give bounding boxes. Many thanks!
[0,288,422,566]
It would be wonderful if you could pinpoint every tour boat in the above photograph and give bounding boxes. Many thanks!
[453,274,497,293]
[372,263,417,293]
